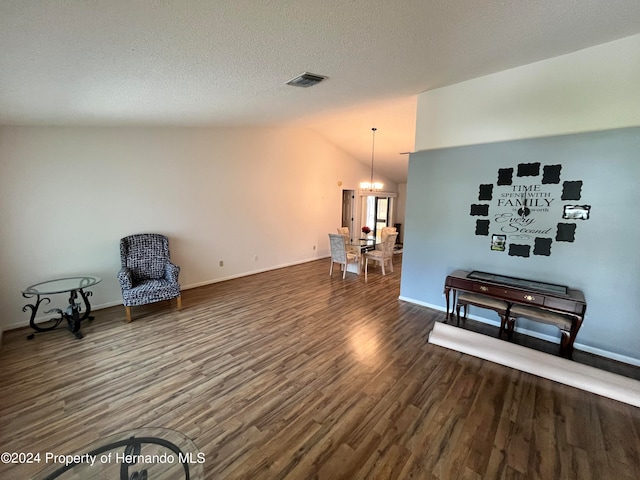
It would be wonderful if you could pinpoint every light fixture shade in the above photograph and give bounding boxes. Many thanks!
[360,181,384,190]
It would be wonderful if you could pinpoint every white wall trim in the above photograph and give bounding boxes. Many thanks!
[428,322,640,408]
[399,295,640,368]
[181,255,330,290]
[5,256,329,332]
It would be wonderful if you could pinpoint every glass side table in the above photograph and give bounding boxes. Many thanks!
[22,276,102,340]
[33,428,205,480]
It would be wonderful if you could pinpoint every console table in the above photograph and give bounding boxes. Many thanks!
[443,270,586,355]
[22,276,101,340]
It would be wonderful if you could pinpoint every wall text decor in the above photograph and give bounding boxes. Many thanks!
[471,163,590,257]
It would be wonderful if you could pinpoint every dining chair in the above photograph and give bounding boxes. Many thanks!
[337,227,360,255]
[328,233,360,279]
[376,226,397,250]
[337,226,350,240]
[365,233,398,281]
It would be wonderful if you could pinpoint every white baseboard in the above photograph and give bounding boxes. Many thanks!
[399,295,640,368]
[181,255,329,290]
[428,322,640,408]
[5,256,329,332]
[5,299,124,331]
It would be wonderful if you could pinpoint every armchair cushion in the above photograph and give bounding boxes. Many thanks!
[122,279,181,307]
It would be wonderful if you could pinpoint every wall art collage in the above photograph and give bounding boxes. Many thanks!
[470,163,591,257]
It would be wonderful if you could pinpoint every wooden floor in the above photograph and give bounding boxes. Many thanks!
[1,257,639,479]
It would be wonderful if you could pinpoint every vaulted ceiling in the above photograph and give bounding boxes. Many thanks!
[2,1,640,183]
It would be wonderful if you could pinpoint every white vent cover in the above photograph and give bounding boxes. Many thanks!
[285,72,327,87]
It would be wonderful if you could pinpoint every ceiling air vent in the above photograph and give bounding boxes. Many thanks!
[286,72,327,88]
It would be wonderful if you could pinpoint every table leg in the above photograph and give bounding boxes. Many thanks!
[22,282,98,341]
[78,288,95,321]
[564,316,584,358]
[22,294,63,340]
[444,286,451,322]
[65,290,84,339]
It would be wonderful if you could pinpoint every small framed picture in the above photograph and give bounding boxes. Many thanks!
[491,234,506,251]
[562,205,591,220]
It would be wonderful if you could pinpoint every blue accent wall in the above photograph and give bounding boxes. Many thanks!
[400,127,640,362]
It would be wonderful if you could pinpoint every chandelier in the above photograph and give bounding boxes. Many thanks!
[360,127,383,190]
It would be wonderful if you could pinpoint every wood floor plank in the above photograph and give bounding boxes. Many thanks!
[1,256,639,479]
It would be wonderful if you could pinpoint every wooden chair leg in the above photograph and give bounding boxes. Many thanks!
[507,317,516,339]
[462,304,468,321]
[365,257,369,282]
[342,262,347,279]
[329,261,334,276]
[498,314,516,340]
[177,296,182,310]
[125,306,132,323]
[499,315,507,338]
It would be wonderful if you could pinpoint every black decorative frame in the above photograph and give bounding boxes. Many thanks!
[471,163,589,257]
[475,220,490,236]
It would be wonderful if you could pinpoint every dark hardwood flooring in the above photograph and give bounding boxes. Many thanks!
[1,256,639,479]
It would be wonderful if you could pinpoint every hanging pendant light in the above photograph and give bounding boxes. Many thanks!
[360,127,383,190]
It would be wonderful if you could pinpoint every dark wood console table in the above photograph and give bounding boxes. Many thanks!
[443,270,586,355]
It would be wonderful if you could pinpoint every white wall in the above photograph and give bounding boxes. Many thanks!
[402,33,640,364]
[416,33,640,150]
[0,126,396,330]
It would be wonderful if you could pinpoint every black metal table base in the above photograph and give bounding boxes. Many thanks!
[23,289,94,340]
[33,427,204,480]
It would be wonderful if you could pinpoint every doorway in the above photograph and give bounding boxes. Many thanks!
[363,195,393,243]
[341,190,356,242]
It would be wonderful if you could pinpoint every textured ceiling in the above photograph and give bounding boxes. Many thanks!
[2,1,640,183]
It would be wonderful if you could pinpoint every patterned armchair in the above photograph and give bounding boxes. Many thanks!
[117,233,182,322]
